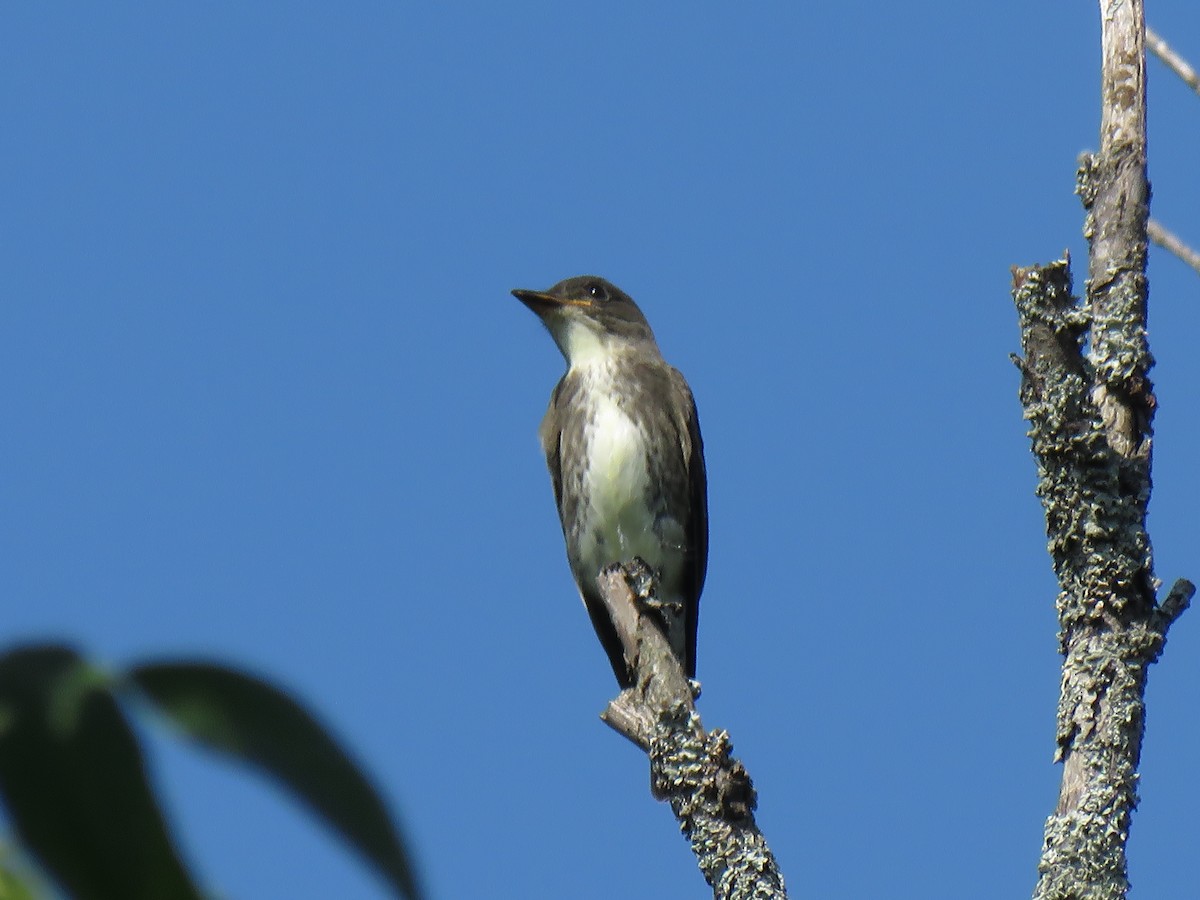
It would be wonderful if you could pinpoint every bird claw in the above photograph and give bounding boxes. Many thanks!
[621,557,658,600]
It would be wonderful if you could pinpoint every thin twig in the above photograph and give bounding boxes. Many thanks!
[1146,26,1200,97]
[1148,219,1200,276]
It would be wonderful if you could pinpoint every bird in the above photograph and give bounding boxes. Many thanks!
[513,275,708,688]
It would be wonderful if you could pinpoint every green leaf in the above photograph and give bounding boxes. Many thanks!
[0,645,203,900]
[128,661,420,900]
[0,843,48,900]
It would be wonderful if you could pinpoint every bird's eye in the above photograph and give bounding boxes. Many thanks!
[587,283,608,302]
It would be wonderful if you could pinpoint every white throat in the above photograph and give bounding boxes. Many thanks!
[557,316,612,370]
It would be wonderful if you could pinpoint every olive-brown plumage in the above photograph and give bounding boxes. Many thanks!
[513,276,707,687]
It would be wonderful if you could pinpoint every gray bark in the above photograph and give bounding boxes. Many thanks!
[597,562,787,900]
[1147,219,1200,277]
[1145,26,1200,99]
[1012,4,1193,898]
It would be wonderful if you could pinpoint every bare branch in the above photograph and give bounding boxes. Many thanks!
[596,563,787,900]
[1154,577,1196,630]
[1146,26,1200,97]
[1148,219,1200,276]
[1082,1,1152,467]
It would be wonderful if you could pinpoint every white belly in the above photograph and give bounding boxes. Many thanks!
[579,395,661,568]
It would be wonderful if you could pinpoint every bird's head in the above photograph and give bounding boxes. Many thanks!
[512,276,656,367]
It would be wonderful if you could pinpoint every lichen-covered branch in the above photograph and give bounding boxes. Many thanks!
[1012,261,1190,900]
[1011,8,1194,898]
[596,564,787,900]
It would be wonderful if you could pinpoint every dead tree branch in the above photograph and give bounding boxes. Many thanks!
[1145,26,1200,98]
[1148,219,1200,277]
[597,562,787,900]
[1011,5,1194,899]
[1012,260,1191,900]
[1142,28,1200,276]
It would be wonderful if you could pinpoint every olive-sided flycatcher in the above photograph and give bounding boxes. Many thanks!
[513,275,708,688]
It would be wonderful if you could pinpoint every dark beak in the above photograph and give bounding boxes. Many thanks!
[512,289,591,312]
[512,289,560,312]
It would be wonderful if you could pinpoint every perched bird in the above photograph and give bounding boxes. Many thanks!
[513,276,708,687]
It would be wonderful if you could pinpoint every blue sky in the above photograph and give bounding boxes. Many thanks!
[3,3,1199,898]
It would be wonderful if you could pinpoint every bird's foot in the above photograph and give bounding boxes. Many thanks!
[642,593,684,617]
[625,557,684,617]
[621,557,658,600]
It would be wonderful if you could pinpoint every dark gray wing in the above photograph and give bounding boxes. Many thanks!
[537,379,566,517]
[668,366,708,679]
